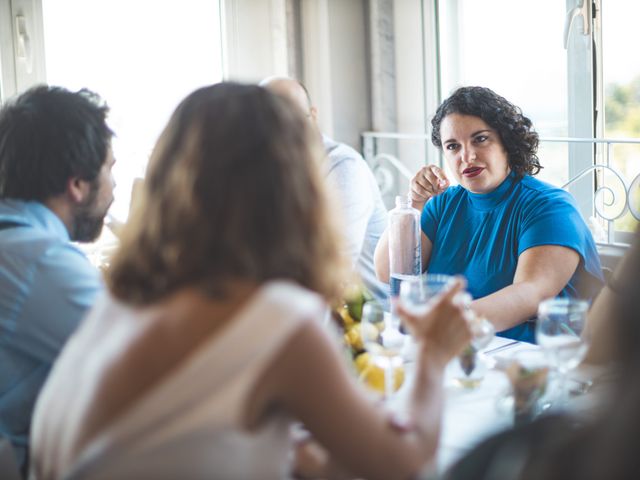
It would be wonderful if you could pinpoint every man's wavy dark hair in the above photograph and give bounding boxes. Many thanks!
[431,86,541,177]
[0,85,113,201]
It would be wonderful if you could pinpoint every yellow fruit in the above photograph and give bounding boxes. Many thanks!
[359,363,405,393]
[354,352,371,374]
[343,283,377,322]
[344,325,361,351]
[344,323,378,352]
[337,306,356,328]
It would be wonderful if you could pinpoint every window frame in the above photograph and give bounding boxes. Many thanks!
[0,0,47,103]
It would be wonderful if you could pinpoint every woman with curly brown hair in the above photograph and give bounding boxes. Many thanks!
[28,82,472,480]
[375,86,603,342]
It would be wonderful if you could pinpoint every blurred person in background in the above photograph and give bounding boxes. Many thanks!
[29,82,471,480]
[0,85,114,474]
[261,76,389,309]
[375,86,603,343]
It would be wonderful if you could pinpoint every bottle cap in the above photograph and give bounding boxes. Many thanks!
[395,194,411,208]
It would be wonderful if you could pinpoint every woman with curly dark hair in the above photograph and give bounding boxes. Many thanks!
[375,86,603,342]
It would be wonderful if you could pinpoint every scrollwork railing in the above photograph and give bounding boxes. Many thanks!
[561,164,637,222]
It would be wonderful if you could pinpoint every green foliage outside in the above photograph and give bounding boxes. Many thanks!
[605,79,640,233]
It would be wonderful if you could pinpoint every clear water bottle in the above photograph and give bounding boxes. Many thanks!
[388,194,422,320]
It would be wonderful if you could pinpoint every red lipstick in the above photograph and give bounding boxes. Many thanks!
[462,166,484,178]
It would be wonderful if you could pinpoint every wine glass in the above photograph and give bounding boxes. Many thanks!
[536,298,590,407]
[360,301,406,400]
[452,314,496,389]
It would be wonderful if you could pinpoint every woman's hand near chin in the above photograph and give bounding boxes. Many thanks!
[410,165,450,211]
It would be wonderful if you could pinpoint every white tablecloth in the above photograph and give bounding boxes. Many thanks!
[392,336,607,474]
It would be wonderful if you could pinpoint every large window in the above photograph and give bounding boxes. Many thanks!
[3,0,638,244]
[41,0,223,222]
[436,0,637,242]
[439,0,569,186]
[602,1,640,234]
[368,1,637,243]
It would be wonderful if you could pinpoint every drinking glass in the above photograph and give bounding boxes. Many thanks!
[469,315,496,351]
[536,298,590,407]
[400,272,494,361]
[452,346,491,389]
[397,274,453,359]
[505,349,550,425]
[360,301,405,399]
[398,273,456,317]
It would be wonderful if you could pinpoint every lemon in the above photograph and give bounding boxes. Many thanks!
[337,306,356,328]
[344,325,362,351]
[344,323,379,352]
[354,352,371,374]
[359,363,405,393]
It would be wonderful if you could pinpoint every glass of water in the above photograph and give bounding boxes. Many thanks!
[536,297,590,406]
[398,273,456,316]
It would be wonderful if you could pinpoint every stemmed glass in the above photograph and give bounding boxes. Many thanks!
[536,298,590,407]
[360,301,405,400]
[454,314,496,388]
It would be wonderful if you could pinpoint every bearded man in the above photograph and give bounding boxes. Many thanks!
[0,85,115,472]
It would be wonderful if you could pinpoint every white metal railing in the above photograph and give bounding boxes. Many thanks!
[361,132,640,246]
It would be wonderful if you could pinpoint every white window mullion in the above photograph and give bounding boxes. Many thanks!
[222,0,289,82]
[565,0,596,219]
[0,0,47,103]
[0,0,16,102]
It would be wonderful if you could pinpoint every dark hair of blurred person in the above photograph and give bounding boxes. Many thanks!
[0,85,114,242]
[108,82,343,305]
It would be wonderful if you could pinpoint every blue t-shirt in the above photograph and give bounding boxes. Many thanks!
[421,173,604,343]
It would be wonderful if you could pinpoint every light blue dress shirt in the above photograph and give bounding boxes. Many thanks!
[0,200,102,469]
